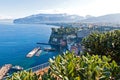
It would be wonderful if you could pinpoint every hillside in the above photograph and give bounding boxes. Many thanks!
[81,13,120,23]
[14,14,84,24]
[13,13,120,24]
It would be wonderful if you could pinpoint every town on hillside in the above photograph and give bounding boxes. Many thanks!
[49,23,120,55]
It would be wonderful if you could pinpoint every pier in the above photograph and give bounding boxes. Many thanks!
[36,42,60,46]
[0,64,12,80]
[26,47,40,58]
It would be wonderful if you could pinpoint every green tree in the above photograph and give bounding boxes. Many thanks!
[82,30,120,62]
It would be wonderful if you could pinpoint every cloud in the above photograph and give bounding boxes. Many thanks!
[78,0,120,16]
[36,9,80,15]
[37,9,60,14]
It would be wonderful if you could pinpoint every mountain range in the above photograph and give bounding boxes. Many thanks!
[14,14,84,24]
[13,13,120,24]
[0,19,13,23]
[81,13,120,23]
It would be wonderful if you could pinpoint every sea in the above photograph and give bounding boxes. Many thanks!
[0,23,59,70]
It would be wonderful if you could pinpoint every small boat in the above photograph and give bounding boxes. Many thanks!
[35,50,42,56]
[44,47,56,52]
[12,65,23,71]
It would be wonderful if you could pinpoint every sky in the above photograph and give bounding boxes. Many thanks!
[0,0,120,19]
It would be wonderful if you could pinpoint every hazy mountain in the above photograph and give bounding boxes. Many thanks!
[85,15,95,19]
[14,13,120,24]
[14,13,84,24]
[0,19,13,23]
[81,13,120,23]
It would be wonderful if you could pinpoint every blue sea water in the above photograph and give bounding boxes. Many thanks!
[0,23,59,69]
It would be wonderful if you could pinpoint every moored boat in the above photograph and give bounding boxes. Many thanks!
[12,65,23,71]
[35,49,42,56]
[44,47,56,52]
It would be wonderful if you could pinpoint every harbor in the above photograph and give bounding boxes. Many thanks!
[26,42,58,58]
[26,47,56,57]
[0,64,12,80]
[0,24,59,79]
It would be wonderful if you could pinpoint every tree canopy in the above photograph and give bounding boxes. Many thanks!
[82,30,120,62]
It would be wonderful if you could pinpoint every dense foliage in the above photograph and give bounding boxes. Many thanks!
[41,69,56,80]
[7,52,120,80]
[82,30,120,62]
[52,27,79,35]
[49,52,120,80]
[6,69,40,80]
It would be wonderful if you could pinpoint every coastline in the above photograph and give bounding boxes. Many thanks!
[0,23,59,70]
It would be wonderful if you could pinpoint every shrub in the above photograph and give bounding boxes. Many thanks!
[6,69,40,80]
[82,30,120,62]
[49,52,120,80]
[6,52,120,80]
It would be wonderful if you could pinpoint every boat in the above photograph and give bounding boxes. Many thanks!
[35,49,42,56]
[12,65,23,71]
[44,47,56,52]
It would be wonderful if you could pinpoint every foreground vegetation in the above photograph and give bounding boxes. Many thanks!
[49,52,120,80]
[7,52,120,80]
[82,30,120,63]
[6,70,40,80]
[7,30,120,80]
